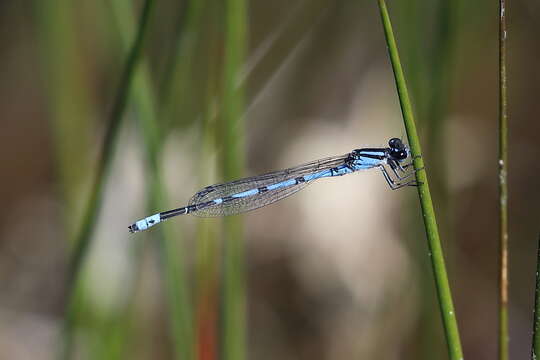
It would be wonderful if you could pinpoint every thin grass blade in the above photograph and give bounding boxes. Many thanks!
[498,1,509,359]
[377,2,464,359]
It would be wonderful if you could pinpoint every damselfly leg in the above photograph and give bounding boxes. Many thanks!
[388,161,416,181]
[379,164,420,190]
[396,155,423,172]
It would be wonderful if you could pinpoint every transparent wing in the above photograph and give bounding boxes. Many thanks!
[189,153,350,217]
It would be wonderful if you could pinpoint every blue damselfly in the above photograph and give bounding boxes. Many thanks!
[129,138,419,233]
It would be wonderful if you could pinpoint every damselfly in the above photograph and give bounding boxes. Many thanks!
[129,138,420,233]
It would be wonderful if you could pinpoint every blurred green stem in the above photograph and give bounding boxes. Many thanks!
[61,0,155,358]
[377,1,464,359]
[221,0,248,359]
[110,0,195,358]
[194,5,221,360]
[159,0,206,129]
[498,1,509,359]
[34,1,95,229]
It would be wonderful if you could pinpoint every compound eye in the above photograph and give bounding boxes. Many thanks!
[390,149,408,160]
[389,138,402,149]
[397,150,408,160]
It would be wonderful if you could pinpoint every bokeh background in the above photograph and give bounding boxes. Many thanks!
[1,0,539,359]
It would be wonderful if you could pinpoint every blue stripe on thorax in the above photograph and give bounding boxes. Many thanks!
[353,155,384,168]
[357,149,386,157]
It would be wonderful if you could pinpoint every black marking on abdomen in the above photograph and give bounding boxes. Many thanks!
[295,177,306,184]
[258,186,268,193]
[161,207,186,216]
[160,206,188,220]
[222,196,234,203]
[185,205,197,214]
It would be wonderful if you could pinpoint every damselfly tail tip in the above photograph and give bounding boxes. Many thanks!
[128,223,139,233]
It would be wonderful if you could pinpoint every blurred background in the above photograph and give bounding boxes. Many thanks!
[1,0,539,359]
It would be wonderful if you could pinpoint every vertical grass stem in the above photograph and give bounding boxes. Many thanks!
[498,1,509,359]
[61,0,155,358]
[377,1,464,359]
[221,0,248,359]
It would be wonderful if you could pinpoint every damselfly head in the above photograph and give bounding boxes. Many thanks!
[388,138,408,161]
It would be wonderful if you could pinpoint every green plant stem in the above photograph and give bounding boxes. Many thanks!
[61,0,155,358]
[33,1,95,228]
[498,1,509,359]
[159,0,206,128]
[110,0,195,357]
[532,234,540,359]
[136,66,194,360]
[377,1,464,359]
[145,93,195,358]
[194,7,221,360]
[111,0,197,358]
[221,0,247,359]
